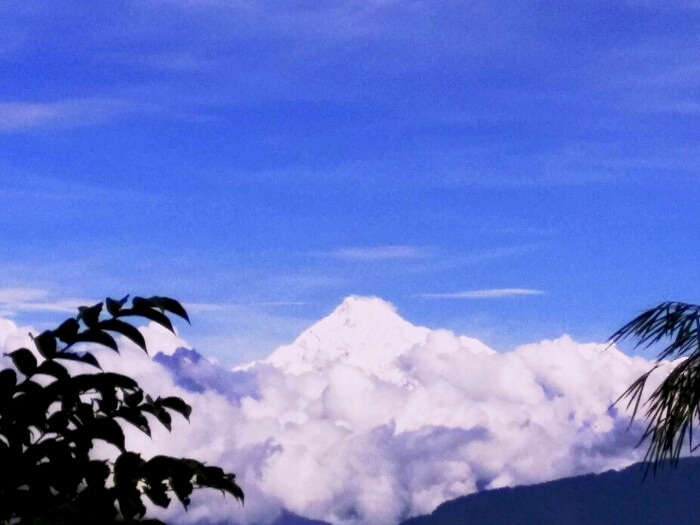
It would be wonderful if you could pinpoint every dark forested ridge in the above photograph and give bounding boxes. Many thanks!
[402,457,700,525]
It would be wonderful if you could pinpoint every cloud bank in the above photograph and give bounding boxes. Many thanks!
[0,297,683,524]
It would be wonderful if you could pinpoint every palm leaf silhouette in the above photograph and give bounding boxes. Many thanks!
[611,302,700,474]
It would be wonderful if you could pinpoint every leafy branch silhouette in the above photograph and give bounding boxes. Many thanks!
[0,295,243,524]
[611,301,700,474]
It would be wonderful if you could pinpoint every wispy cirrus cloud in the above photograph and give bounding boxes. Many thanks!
[0,287,92,316]
[418,288,545,299]
[322,245,432,261]
[0,98,143,132]
[0,288,48,303]
[183,301,307,314]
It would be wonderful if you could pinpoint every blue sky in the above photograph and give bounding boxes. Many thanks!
[1,0,698,364]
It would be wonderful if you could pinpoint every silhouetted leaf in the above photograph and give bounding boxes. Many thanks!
[86,460,110,487]
[118,305,174,333]
[98,385,118,414]
[143,404,172,431]
[144,479,171,508]
[193,463,245,502]
[35,359,69,381]
[132,296,156,309]
[99,319,147,351]
[76,401,96,425]
[14,377,42,397]
[88,417,126,451]
[117,486,147,520]
[159,396,192,421]
[114,452,146,518]
[54,350,102,369]
[34,330,57,358]
[171,476,193,508]
[101,372,139,390]
[73,329,118,352]
[78,302,103,328]
[116,406,151,436]
[47,411,69,433]
[142,456,194,507]
[106,295,129,317]
[612,301,700,474]
[0,368,17,399]
[7,348,37,376]
[54,318,80,344]
[125,389,144,407]
[71,372,139,393]
[148,296,190,323]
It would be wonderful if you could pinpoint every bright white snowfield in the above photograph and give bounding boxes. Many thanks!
[264,297,434,382]
[0,297,678,524]
[262,297,498,393]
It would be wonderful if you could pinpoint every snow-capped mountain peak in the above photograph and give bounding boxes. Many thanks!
[321,295,413,332]
[264,295,431,378]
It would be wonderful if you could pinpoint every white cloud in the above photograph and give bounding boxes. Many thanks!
[0,287,48,303]
[0,102,66,130]
[418,288,545,299]
[184,301,308,313]
[0,98,138,132]
[0,287,94,316]
[324,245,432,261]
[0,317,34,357]
[139,321,191,356]
[254,301,308,307]
[183,302,229,313]
[0,297,685,524]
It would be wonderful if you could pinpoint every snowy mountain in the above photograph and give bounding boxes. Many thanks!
[261,295,493,384]
[263,296,429,380]
[147,296,674,524]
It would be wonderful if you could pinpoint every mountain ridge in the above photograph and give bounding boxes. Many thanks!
[401,456,700,525]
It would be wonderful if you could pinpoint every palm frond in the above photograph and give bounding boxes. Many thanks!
[610,302,700,474]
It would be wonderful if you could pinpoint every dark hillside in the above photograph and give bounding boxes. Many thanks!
[402,457,700,525]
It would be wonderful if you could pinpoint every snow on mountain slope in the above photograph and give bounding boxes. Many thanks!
[265,296,429,378]
[263,296,493,384]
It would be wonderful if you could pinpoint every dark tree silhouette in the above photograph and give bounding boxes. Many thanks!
[0,295,243,524]
[611,301,700,472]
